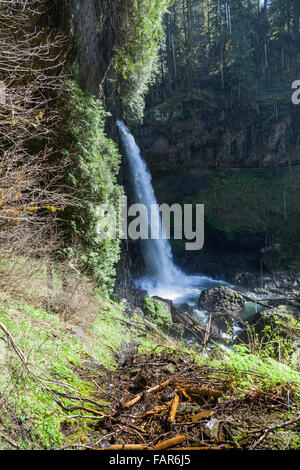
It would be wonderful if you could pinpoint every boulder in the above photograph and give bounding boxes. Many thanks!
[143,296,173,331]
[198,286,245,313]
[238,305,300,366]
[253,305,300,338]
[209,311,244,333]
[177,303,194,316]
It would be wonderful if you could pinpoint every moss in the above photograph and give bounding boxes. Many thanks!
[143,297,172,332]
[256,306,300,340]
[113,0,169,122]
[143,297,156,318]
[290,433,300,450]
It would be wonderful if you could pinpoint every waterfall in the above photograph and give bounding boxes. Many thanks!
[117,120,224,304]
[117,120,182,282]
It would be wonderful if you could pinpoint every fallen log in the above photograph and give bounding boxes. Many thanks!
[172,308,222,345]
[124,379,172,408]
[239,293,300,309]
[100,444,147,450]
[168,392,180,423]
[152,434,186,450]
[186,387,223,399]
[191,410,214,422]
[169,446,237,450]
[139,402,171,418]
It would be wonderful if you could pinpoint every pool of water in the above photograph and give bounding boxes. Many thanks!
[135,274,266,331]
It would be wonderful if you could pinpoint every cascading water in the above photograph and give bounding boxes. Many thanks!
[117,120,181,281]
[117,120,224,307]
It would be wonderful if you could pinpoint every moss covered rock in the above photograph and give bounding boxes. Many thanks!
[254,305,300,339]
[143,297,173,331]
[198,286,245,313]
[253,305,300,367]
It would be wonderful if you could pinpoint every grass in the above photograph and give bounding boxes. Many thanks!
[0,286,180,449]
[0,258,299,449]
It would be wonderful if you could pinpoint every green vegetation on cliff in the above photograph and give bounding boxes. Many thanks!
[113,0,169,122]
[143,297,173,331]
[189,169,300,270]
[58,81,124,294]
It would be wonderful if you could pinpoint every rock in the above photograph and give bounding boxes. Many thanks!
[132,370,148,391]
[69,325,101,366]
[238,305,300,365]
[198,286,245,334]
[204,417,220,440]
[0,341,6,365]
[254,305,300,339]
[198,286,245,313]
[133,290,148,307]
[115,341,138,366]
[291,340,300,368]
[143,297,173,331]
[70,325,85,341]
[170,323,185,339]
[152,296,173,314]
[177,303,193,315]
[132,307,144,317]
[210,312,244,333]
[81,360,102,370]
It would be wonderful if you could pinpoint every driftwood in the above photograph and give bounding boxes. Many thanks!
[168,392,180,423]
[152,434,186,450]
[172,308,222,345]
[123,379,172,408]
[101,444,147,450]
[139,402,171,418]
[191,411,214,422]
[204,313,212,348]
[249,417,300,450]
[169,446,236,450]
[239,293,300,309]
[185,387,223,400]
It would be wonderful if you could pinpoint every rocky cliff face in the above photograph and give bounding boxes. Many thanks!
[134,100,300,277]
[55,1,300,281]
[55,0,123,135]
[137,105,300,181]
[54,0,135,297]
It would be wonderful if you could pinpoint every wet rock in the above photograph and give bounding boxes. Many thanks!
[210,312,244,333]
[152,296,173,315]
[198,286,245,334]
[198,286,245,312]
[177,303,193,315]
[204,417,220,440]
[133,289,148,307]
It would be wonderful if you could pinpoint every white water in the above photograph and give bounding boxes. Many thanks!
[117,120,224,306]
